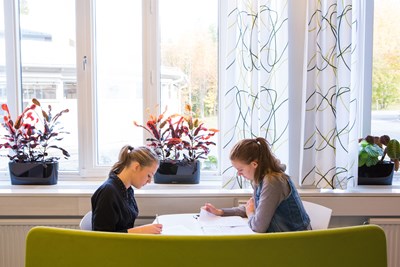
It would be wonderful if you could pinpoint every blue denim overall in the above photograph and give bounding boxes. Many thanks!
[255,178,311,232]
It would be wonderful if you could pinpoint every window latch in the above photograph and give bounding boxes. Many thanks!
[83,56,88,71]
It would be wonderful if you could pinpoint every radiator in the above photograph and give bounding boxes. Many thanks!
[0,219,80,267]
[369,218,400,267]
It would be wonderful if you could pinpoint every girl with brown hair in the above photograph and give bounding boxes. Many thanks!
[203,137,311,233]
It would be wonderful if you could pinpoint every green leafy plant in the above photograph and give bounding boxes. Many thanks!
[134,104,218,162]
[0,98,70,163]
[359,135,400,171]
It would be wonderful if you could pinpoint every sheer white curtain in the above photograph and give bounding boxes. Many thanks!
[299,0,363,189]
[220,0,289,188]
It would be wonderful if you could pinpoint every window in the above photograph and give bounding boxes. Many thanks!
[159,0,218,117]
[94,0,144,166]
[0,0,6,170]
[3,1,395,186]
[371,0,400,141]
[1,0,220,179]
[0,0,4,103]
[364,0,400,183]
[17,0,78,171]
[159,0,219,171]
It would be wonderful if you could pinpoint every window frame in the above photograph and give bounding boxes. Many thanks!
[360,0,374,137]
[1,0,222,180]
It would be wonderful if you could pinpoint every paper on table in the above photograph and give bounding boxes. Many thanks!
[161,225,198,235]
[198,208,248,227]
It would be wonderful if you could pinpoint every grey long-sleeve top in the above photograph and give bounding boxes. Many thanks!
[221,176,290,233]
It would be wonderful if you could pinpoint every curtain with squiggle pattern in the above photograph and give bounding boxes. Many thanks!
[300,0,361,189]
[221,0,288,188]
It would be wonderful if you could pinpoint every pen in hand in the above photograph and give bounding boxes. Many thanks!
[155,214,159,224]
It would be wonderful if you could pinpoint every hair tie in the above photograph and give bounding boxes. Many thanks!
[128,146,134,153]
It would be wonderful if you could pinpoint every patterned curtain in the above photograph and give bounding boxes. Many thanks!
[300,0,362,189]
[221,0,289,188]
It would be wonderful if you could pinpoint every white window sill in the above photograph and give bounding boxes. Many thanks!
[0,179,400,197]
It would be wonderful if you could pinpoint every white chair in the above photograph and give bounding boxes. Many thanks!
[79,211,92,230]
[302,201,332,230]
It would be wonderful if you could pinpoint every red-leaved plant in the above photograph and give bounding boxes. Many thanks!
[134,104,218,162]
[0,98,70,163]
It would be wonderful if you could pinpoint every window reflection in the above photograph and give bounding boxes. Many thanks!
[19,0,78,171]
[94,0,143,166]
[159,0,219,171]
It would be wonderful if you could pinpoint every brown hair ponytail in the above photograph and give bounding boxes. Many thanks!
[230,137,286,184]
[110,145,159,175]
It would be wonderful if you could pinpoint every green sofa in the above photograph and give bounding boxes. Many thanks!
[25,225,387,267]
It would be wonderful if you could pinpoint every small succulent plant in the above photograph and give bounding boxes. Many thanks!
[359,135,400,171]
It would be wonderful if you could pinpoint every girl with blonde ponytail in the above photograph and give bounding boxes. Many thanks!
[92,145,163,233]
[203,137,311,233]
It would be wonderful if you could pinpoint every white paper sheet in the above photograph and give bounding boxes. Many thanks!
[161,225,198,235]
[198,208,249,227]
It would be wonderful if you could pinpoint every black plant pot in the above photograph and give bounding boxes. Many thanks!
[9,162,59,185]
[358,161,394,185]
[154,160,200,184]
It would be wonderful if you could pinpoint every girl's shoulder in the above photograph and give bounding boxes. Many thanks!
[261,174,291,197]
[263,172,288,182]
[262,173,290,188]
[95,177,122,193]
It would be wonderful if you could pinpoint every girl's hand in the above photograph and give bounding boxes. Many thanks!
[245,197,255,217]
[128,223,163,234]
[202,203,224,216]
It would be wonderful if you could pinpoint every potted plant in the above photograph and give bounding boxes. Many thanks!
[358,135,400,185]
[0,98,70,185]
[134,104,218,184]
